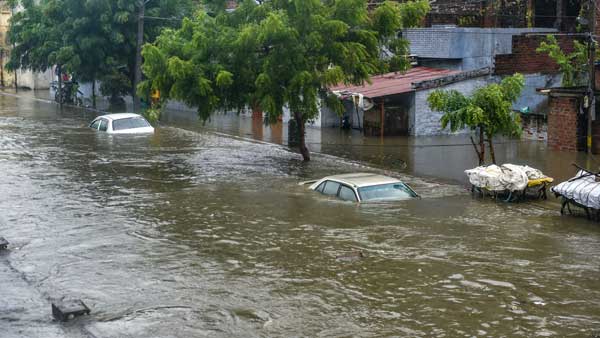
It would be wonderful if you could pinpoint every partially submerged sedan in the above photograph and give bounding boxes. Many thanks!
[306,173,419,202]
[89,113,154,134]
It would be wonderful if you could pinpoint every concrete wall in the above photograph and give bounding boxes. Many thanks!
[320,102,341,128]
[404,27,557,71]
[413,76,489,136]
[510,73,562,114]
[17,69,53,90]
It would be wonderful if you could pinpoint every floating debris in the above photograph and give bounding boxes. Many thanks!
[52,299,91,322]
[335,251,365,262]
[0,237,8,250]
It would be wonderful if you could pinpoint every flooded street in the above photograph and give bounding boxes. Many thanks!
[1,94,600,337]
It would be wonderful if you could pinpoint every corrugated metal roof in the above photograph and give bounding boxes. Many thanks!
[330,67,459,99]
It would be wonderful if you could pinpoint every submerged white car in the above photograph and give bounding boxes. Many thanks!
[306,173,419,202]
[89,113,154,134]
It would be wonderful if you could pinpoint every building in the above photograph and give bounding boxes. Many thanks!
[327,67,490,136]
[0,1,53,90]
[373,0,583,32]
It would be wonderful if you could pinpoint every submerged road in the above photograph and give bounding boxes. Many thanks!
[1,94,600,337]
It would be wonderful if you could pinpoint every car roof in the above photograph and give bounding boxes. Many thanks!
[95,113,144,121]
[321,173,401,188]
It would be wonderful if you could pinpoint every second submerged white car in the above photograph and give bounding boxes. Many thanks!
[89,113,154,134]
[306,173,419,202]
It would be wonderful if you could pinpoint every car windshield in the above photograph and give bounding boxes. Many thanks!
[112,117,150,131]
[358,183,417,201]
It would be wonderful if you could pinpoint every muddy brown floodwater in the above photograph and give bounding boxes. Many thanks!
[1,94,600,337]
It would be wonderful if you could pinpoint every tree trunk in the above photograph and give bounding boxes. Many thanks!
[469,136,483,165]
[478,126,485,165]
[92,78,96,108]
[487,135,496,164]
[294,111,310,161]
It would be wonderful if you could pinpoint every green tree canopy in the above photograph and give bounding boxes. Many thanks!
[7,0,196,104]
[141,0,429,161]
[427,73,525,165]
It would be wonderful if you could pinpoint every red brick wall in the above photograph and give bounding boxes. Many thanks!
[596,0,600,37]
[494,35,575,75]
[547,96,579,151]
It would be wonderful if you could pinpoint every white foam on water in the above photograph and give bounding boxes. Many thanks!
[477,279,516,290]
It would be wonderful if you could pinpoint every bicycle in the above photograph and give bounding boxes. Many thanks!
[51,81,84,106]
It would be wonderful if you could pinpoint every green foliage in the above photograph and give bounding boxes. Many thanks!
[143,0,429,118]
[7,0,196,100]
[428,73,525,164]
[142,0,429,160]
[536,35,589,87]
[371,0,429,72]
[143,106,161,124]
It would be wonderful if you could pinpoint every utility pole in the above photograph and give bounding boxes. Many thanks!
[11,6,17,92]
[588,0,596,154]
[133,0,149,113]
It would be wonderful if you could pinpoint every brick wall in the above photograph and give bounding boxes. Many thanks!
[547,96,579,151]
[596,0,600,37]
[495,35,575,75]
[425,0,528,27]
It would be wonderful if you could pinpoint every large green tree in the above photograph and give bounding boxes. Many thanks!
[427,73,525,165]
[141,0,430,161]
[7,0,195,106]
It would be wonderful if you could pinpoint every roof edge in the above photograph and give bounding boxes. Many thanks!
[412,67,491,91]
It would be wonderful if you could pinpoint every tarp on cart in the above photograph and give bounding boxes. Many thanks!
[551,170,600,209]
[465,164,547,192]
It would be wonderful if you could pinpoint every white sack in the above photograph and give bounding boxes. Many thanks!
[465,164,542,192]
[551,170,600,209]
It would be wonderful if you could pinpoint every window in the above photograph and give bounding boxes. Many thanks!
[322,181,340,196]
[113,117,151,131]
[358,183,418,201]
[315,182,326,193]
[99,119,108,132]
[338,185,358,202]
[89,119,101,130]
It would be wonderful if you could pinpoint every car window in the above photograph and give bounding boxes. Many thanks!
[99,119,108,132]
[358,183,418,201]
[89,119,101,130]
[315,182,326,193]
[338,185,358,202]
[113,117,151,131]
[322,181,340,196]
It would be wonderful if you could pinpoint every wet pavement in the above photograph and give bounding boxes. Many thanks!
[1,93,600,337]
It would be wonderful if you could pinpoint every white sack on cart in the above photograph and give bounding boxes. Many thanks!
[551,170,600,209]
[465,164,544,192]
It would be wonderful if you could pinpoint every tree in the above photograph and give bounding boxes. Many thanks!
[536,35,589,87]
[427,73,525,165]
[141,0,430,161]
[6,0,196,106]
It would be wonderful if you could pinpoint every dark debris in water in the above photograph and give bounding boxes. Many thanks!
[335,250,365,262]
[51,299,91,322]
[0,236,8,250]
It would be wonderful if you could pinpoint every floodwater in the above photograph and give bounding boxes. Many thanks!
[1,94,600,337]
